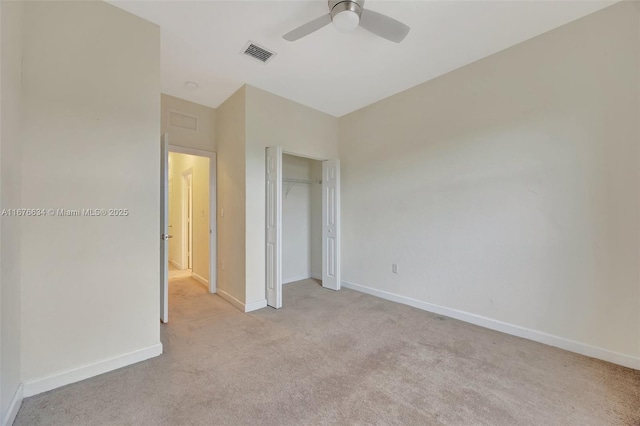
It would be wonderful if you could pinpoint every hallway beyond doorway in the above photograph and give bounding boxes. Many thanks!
[168,262,191,280]
[167,150,211,291]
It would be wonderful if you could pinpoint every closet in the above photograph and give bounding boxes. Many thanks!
[266,145,340,309]
[282,154,323,284]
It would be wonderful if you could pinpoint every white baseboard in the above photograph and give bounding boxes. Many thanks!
[341,280,640,370]
[2,383,23,426]
[169,260,183,270]
[192,272,209,286]
[22,343,163,397]
[245,299,267,312]
[217,288,267,313]
[283,274,311,284]
[217,288,245,312]
[311,273,322,280]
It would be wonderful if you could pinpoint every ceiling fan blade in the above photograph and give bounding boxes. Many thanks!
[283,14,332,42]
[359,9,410,43]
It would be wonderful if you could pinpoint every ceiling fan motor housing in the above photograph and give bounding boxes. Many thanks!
[329,0,364,32]
[329,0,364,18]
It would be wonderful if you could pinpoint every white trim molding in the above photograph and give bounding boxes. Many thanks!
[217,288,245,312]
[169,260,184,271]
[192,272,209,286]
[168,144,214,157]
[245,299,267,313]
[23,343,163,397]
[342,281,640,370]
[2,384,23,426]
[217,288,267,313]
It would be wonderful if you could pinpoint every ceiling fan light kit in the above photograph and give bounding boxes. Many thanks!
[330,0,362,33]
[283,0,410,43]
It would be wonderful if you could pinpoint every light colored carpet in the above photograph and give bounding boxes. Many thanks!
[168,262,191,279]
[15,278,640,425]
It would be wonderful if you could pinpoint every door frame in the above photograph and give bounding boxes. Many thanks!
[266,146,341,309]
[167,144,217,294]
[161,134,169,323]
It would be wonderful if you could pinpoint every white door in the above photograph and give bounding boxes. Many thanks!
[160,133,170,323]
[187,174,192,269]
[322,159,341,290]
[182,171,193,270]
[266,146,283,308]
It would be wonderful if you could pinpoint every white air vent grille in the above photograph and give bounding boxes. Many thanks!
[242,41,276,64]
[169,111,198,131]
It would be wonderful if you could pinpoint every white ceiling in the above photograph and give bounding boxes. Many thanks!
[110,0,617,117]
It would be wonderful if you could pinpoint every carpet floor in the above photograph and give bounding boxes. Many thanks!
[14,278,640,425]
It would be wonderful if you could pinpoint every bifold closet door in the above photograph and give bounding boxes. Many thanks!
[266,146,283,308]
[322,159,341,291]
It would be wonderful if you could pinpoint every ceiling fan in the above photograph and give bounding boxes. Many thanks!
[283,0,410,43]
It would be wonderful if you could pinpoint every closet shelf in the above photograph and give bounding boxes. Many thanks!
[283,178,321,185]
[283,177,321,198]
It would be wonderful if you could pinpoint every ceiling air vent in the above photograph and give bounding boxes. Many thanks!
[242,41,276,64]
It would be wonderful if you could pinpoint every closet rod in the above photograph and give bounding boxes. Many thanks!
[282,177,321,185]
[283,177,321,199]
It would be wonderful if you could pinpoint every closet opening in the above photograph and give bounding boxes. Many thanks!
[265,145,341,309]
[282,154,323,286]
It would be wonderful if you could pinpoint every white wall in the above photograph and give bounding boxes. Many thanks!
[339,2,639,364]
[0,1,24,423]
[20,1,161,383]
[168,152,210,282]
[216,86,246,304]
[282,155,311,282]
[245,86,339,305]
[161,94,216,152]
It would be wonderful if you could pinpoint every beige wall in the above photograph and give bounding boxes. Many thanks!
[0,0,24,422]
[168,152,210,282]
[161,94,216,152]
[215,85,338,306]
[245,86,339,304]
[339,2,639,362]
[20,1,161,382]
[216,86,246,303]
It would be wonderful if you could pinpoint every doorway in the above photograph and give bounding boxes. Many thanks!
[161,134,217,323]
[265,146,341,309]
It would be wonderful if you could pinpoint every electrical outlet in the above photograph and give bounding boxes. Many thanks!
[392,263,398,274]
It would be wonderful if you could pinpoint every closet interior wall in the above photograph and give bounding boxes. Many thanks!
[282,154,322,283]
